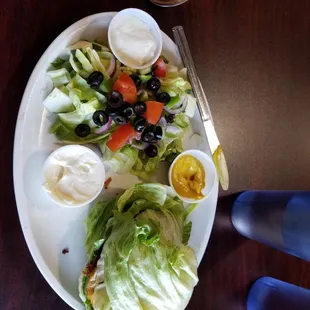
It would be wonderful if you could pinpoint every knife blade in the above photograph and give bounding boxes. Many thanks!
[172,26,229,190]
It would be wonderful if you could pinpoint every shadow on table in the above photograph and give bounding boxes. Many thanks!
[200,192,248,270]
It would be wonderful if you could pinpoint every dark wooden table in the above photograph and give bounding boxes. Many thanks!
[2,0,310,309]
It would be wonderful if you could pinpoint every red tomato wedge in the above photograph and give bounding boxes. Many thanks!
[113,72,137,104]
[144,101,164,125]
[106,123,136,152]
[153,58,167,78]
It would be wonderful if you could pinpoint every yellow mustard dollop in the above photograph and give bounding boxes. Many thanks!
[172,155,205,200]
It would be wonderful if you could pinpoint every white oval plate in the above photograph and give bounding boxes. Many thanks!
[13,12,218,310]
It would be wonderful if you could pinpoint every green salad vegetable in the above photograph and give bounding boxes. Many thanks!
[44,40,198,178]
[79,183,198,310]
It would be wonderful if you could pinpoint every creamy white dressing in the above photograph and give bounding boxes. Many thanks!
[43,148,104,206]
[110,14,157,67]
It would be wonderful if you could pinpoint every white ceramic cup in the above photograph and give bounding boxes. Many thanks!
[42,145,105,208]
[168,149,217,204]
[108,8,163,69]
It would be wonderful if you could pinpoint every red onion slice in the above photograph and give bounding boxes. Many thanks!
[107,55,116,77]
[94,117,112,134]
[166,125,182,136]
[164,104,186,114]
[137,89,145,96]
[173,95,187,109]
[135,133,142,141]
[164,95,188,114]
[128,133,141,144]
[158,116,167,129]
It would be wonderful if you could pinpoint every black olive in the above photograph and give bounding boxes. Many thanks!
[87,71,104,87]
[106,106,120,118]
[113,115,127,125]
[147,77,161,92]
[133,102,147,115]
[146,124,162,140]
[165,114,175,123]
[130,74,142,88]
[109,91,123,108]
[90,84,100,90]
[154,126,163,140]
[122,104,135,119]
[92,110,109,126]
[141,128,155,143]
[156,92,171,104]
[75,124,90,137]
[144,145,158,158]
[134,116,147,133]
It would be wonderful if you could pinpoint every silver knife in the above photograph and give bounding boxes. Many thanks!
[172,26,229,190]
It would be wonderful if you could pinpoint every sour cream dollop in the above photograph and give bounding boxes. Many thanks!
[43,145,105,207]
[109,14,157,68]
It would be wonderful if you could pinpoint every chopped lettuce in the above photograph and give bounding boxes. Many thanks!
[50,57,67,69]
[75,49,93,73]
[138,67,151,75]
[85,47,109,79]
[80,183,198,310]
[174,114,190,128]
[99,79,113,94]
[58,85,69,96]
[86,97,103,111]
[57,89,96,128]
[117,183,168,212]
[93,41,110,52]
[85,199,117,257]
[138,90,149,102]
[166,64,179,78]
[50,118,111,144]
[178,68,188,80]
[186,203,199,220]
[47,68,71,87]
[47,86,108,142]
[100,144,139,174]
[166,95,181,109]
[69,54,83,73]
[58,105,95,128]
[42,88,74,113]
[68,41,92,53]
[49,57,72,72]
[131,131,183,180]
[139,74,152,82]
[182,221,192,245]
[97,51,114,59]
[120,66,138,75]
[160,77,192,97]
[66,74,107,103]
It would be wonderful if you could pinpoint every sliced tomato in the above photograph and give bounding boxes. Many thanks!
[153,58,167,78]
[144,101,164,125]
[113,72,137,104]
[106,123,136,152]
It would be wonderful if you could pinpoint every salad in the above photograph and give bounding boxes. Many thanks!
[79,183,198,310]
[44,40,197,179]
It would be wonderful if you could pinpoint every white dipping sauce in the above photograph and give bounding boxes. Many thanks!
[43,146,104,206]
[110,14,157,67]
